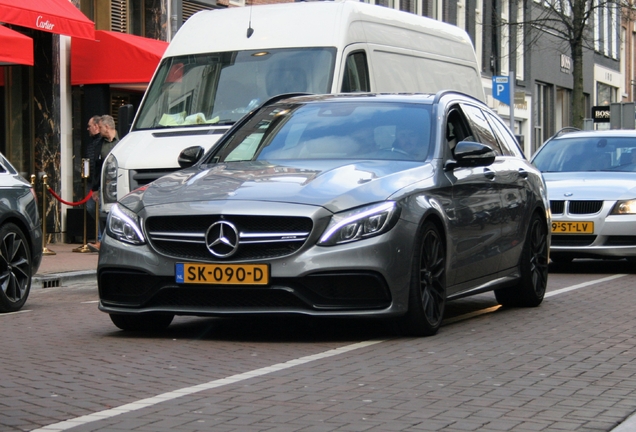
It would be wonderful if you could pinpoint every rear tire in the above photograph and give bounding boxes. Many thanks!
[495,213,548,307]
[0,223,32,313]
[399,221,446,337]
[109,313,174,331]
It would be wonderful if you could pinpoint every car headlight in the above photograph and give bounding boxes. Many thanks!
[102,154,118,204]
[318,202,399,246]
[611,199,636,215]
[107,203,145,245]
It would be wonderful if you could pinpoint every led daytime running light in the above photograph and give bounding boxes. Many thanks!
[111,204,145,243]
[319,202,396,244]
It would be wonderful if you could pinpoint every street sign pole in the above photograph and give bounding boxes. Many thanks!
[509,70,515,133]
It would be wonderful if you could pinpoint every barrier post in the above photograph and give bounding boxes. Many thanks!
[73,159,91,253]
[41,175,56,256]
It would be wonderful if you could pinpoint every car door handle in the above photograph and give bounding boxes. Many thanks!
[518,168,529,178]
[483,168,495,180]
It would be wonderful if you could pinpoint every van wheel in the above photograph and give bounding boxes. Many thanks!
[0,223,32,313]
[495,213,548,307]
[399,221,446,337]
[109,314,174,331]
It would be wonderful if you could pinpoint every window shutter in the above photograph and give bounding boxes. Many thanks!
[111,0,128,33]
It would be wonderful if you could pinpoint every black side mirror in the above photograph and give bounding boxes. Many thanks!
[178,146,205,168]
[444,141,496,171]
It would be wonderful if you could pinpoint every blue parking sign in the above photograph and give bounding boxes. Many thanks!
[492,76,510,105]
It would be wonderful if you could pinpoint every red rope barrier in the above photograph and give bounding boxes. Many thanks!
[46,187,93,207]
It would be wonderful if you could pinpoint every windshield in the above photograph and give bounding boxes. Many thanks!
[207,101,432,163]
[533,136,636,172]
[134,48,336,130]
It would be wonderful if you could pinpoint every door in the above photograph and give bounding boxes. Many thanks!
[442,104,504,288]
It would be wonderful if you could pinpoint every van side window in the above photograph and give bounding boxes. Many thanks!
[460,104,503,156]
[341,51,370,93]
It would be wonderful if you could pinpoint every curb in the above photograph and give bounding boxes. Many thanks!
[33,270,97,289]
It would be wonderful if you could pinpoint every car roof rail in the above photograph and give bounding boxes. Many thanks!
[551,127,581,139]
[260,92,314,108]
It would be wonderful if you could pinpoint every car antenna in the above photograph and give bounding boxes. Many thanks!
[246,2,254,38]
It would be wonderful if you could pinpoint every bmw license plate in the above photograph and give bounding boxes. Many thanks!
[175,263,270,285]
[551,221,594,234]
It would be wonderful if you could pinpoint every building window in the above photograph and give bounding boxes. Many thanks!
[594,0,619,59]
[555,87,571,131]
[533,82,552,154]
[597,82,616,106]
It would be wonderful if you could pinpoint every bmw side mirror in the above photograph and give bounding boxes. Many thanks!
[444,141,496,171]
[178,146,205,168]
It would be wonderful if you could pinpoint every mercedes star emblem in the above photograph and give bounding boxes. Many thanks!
[205,221,239,258]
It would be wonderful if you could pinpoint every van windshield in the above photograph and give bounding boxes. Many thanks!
[134,48,336,130]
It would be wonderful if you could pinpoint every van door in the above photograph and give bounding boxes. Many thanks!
[339,45,371,93]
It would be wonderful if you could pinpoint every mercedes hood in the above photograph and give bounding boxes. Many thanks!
[121,160,434,214]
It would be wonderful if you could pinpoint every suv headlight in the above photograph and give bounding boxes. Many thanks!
[611,199,636,215]
[318,202,399,246]
[103,154,118,204]
[107,203,145,245]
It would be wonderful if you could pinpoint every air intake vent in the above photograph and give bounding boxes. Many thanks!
[550,200,565,214]
[569,201,603,215]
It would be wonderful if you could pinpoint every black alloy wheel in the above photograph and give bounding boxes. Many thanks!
[0,223,32,313]
[400,221,446,337]
[495,212,548,307]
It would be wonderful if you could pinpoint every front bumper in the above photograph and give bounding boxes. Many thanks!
[550,202,636,258]
[97,219,415,318]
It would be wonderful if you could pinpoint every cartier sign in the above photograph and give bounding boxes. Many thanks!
[36,16,55,31]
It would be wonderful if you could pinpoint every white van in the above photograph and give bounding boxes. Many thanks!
[100,0,484,215]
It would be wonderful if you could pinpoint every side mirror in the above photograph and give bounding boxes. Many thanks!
[444,141,495,171]
[178,146,205,168]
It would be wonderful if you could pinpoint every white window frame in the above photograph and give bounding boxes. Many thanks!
[516,0,524,81]
[457,0,466,30]
[501,0,510,76]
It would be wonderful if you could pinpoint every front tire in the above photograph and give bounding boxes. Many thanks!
[399,221,446,337]
[109,313,174,331]
[495,213,548,307]
[0,223,33,313]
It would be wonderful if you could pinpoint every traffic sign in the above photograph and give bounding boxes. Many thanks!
[492,76,510,105]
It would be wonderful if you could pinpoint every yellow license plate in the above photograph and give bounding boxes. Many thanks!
[551,221,594,234]
[176,263,270,285]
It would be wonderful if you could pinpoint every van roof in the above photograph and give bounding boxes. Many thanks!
[166,1,476,60]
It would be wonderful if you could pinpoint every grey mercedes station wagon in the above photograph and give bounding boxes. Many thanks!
[98,92,550,336]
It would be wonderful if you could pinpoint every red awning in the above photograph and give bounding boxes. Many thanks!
[0,0,94,40]
[71,30,168,85]
[0,26,33,66]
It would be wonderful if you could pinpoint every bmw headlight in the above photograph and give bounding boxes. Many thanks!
[107,203,145,245]
[103,154,118,204]
[318,202,399,246]
[611,200,636,215]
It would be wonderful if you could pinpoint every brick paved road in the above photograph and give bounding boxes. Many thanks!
[2,260,636,432]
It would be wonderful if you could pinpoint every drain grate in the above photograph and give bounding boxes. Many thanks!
[42,279,60,288]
